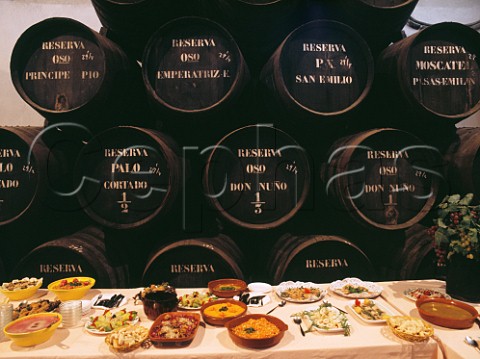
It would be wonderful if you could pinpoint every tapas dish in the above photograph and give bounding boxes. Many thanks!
[85,309,139,335]
[201,299,247,326]
[208,279,247,298]
[149,312,201,346]
[275,281,326,303]
[329,278,383,299]
[416,296,478,329]
[403,288,451,301]
[177,291,218,310]
[225,314,288,349]
[105,325,149,352]
[47,276,95,301]
[291,302,351,335]
[386,315,433,342]
[349,299,392,323]
[12,299,61,320]
[1,277,43,301]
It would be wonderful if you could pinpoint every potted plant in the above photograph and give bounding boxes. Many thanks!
[427,193,480,302]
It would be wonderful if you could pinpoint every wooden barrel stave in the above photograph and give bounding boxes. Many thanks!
[141,235,245,288]
[75,126,181,229]
[10,17,144,131]
[376,22,480,122]
[203,124,311,230]
[92,0,201,59]
[260,19,374,121]
[322,128,441,230]
[444,127,480,197]
[142,16,250,117]
[11,227,129,288]
[268,234,376,284]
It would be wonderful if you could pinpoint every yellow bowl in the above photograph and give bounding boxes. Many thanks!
[4,312,62,347]
[47,277,95,301]
[0,279,42,301]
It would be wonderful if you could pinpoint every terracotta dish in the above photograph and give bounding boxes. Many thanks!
[208,279,247,298]
[148,312,201,346]
[201,299,247,326]
[225,314,288,349]
[416,296,478,329]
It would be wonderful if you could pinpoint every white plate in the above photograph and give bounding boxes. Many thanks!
[247,282,272,294]
[91,294,127,310]
[275,281,327,303]
[84,316,139,335]
[298,305,349,333]
[329,278,383,299]
[233,293,271,307]
[403,288,451,302]
[347,299,393,324]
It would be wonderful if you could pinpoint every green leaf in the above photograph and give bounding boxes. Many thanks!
[435,230,449,244]
[437,208,449,220]
[437,218,448,228]
[459,193,474,205]
[448,194,461,204]
[462,215,472,226]
[447,228,458,236]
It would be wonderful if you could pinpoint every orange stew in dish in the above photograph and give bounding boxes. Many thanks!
[231,318,280,339]
[52,278,91,290]
[203,302,245,318]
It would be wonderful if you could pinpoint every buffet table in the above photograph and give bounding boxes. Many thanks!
[0,280,477,359]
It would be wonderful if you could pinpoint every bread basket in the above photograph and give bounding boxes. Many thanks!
[386,316,433,342]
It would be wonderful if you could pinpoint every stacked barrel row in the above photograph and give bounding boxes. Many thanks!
[1,0,480,287]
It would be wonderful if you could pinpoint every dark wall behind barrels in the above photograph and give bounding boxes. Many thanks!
[1,0,480,287]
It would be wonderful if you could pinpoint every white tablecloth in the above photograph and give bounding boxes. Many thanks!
[0,280,477,359]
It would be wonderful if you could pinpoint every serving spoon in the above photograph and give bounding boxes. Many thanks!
[266,300,286,315]
[465,336,480,353]
[293,316,305,336]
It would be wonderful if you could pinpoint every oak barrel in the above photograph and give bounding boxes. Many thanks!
[142,16,250,116]
[376,22,480,122]
[141,235,245,288]
[444,127,480,197]
[203,124,310,230]
[267,234,376,284]
[397,224,437,280]
[322,128,441,230]
[335,0,419,52]
[10,17,141,129]
[91,0,199,59]
[260,20,374,121]
[11,227,129,288]
[202,0,304,74]
[75,126,181,229]
[0,127,48,226]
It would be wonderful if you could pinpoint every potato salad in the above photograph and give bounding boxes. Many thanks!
[292,302,350,336]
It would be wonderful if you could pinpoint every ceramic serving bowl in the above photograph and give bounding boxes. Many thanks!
[225,314,288,349]
[0,278,42,301]
[47,277,95,301]
[201,299,247,326]
[149,312,201,346]
[3,312,62,347]
[208,279,247,298]
[416,296,479,329]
